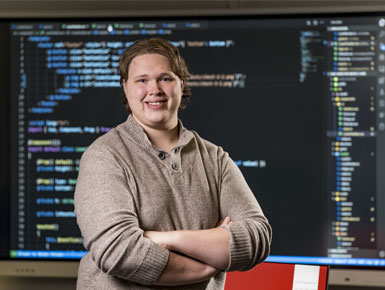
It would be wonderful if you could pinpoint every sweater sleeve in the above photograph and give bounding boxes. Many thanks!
[74,145,169,285]
[218,149,272,272]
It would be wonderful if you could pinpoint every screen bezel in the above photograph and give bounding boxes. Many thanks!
[1,13,385,286]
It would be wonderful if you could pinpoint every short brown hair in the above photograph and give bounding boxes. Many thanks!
[119,38,191,111]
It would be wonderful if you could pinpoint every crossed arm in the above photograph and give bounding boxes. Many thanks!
[76,145,271,287]
[145,217,232,286]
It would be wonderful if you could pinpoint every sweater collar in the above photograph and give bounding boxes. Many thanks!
[119,114,194,151]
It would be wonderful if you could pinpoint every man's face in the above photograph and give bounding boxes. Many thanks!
[122,53,184,131]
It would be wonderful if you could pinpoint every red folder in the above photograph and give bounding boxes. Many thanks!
[225,262,329,290]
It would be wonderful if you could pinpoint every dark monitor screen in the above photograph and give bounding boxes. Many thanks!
[0,15,384,270]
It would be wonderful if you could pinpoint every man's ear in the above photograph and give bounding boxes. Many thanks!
[122,80,128,95]
[181,80,185,91]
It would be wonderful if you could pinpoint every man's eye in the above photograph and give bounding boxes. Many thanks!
[137,79,147,83]
[162,77,172,82]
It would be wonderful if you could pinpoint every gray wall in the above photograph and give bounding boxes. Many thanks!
[1,0,385,18]
[0,277,384,290]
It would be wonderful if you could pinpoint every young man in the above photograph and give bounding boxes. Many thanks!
[74,38,272,290]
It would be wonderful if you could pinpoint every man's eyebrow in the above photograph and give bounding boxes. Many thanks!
[133,74,149,78]
[132,72,174,78]
[159,72,173,75]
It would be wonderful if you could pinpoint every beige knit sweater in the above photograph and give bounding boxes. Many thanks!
[74,114,272,290]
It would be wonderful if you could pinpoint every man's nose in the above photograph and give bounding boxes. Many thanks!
[149,80,162,95]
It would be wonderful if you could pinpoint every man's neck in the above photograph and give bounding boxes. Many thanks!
[145,125,179,153]
[133,116,179,153]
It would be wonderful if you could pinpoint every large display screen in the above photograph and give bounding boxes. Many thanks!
[0,15,384,269]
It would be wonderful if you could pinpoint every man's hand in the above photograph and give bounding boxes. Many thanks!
[216,216,232,228]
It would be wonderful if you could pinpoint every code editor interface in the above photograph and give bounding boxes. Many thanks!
[9,17,385,266]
